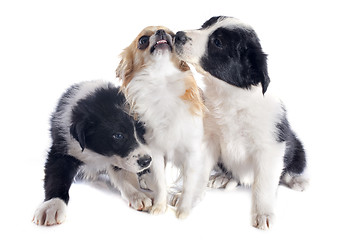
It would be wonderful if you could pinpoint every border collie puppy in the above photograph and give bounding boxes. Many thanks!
[174,16,309,229]
[116,26,207,219]
[33,81,152,226]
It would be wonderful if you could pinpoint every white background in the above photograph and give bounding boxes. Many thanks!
[1,0,344,239]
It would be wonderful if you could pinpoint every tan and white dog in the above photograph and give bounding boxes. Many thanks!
[116,26,208,218]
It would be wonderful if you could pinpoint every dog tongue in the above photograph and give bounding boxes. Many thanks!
[157,40,167,44]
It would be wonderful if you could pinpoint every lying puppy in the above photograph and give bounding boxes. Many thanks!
[174,16,309,229]
[116,26,207,218]
[33,81,152,226]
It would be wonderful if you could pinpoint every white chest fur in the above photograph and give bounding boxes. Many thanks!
[203,76,284,186]
[126,56,203,153]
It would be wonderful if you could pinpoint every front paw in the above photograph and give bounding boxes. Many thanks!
[176,207,190,219]
[252,213,274,230]
[208,174,238,190]
[127,192,152,211]
[33,198,67,226]
[149,202,167,215]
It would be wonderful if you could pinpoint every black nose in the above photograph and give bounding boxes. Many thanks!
[156,29,166,36]
[175,31,187,45]
[137,155,152,168]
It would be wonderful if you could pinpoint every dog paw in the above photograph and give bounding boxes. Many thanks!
[252,213,274,230]
[33,198,67,226]
[127,192,152,211]
[281,173,309,191]
[168,192,181,207]
[149,202,167,215]
[176,207,190,219]
[208,174,238,190]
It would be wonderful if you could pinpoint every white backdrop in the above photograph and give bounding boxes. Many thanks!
[1,0,344,239]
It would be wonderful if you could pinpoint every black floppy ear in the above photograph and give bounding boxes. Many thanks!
[246,45,270,95]
[70,121,86,151]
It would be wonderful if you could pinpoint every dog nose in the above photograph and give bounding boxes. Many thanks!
[175,31,187,45]
[156,29,166,36]
[137,155,152,168]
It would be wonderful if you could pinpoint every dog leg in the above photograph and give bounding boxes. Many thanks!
[108,166,152,211]
[33,152,82,226]
[175,142,212,219]
[145,152,167,215]
[251,144,285,230]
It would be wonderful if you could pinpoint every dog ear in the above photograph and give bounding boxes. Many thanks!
[70,120,86,151]
[245,44,270,95]
[116,49,134,88]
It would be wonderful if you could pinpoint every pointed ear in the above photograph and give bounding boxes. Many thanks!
[70,121,86,151]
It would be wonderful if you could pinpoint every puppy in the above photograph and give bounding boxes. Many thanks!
[116,26,207,218]
[174,16,309,229]
[33,81,152,226]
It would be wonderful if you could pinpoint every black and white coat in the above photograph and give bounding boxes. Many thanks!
[174,16,309,230]
[33,81,152,226]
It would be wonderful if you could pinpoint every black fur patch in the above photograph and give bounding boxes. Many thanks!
[43,82,148,205]
[201,16,226,29]
[44,146,83,203]
[275,106,307,175]
[70,86,142,158]
[200,26,270,94]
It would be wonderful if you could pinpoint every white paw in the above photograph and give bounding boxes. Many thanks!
[208,174,238,190]
[282,173,309,191]
[149,202,167,215]
[252,213,274,230]
[33,198,67,226]
[176,207,190,219]
[139,178,149,190]
[127,192,152,211]
[168,192,181,207]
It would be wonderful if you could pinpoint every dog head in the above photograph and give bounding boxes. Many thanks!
[174,16,270,94]
[116,26,190,88]
[69,85,151,173]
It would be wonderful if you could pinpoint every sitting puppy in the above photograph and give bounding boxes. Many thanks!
[174,16,309,229]
[116,26,207,218]
[33,81,152,226]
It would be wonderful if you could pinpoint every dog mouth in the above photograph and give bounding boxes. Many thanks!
[151,38,172,53]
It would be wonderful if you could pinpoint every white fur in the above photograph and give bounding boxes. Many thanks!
[176,17,301,229]
[125,53,206,218]
[68,139,151,173]
[107,167,153,211]
[177,17,252,66]
[201,77,286,229]
[33,198,67,226]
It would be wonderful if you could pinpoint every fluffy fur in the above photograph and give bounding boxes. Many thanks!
[116,26,207,218]
[175,16,309,229]
[33,81,153,226]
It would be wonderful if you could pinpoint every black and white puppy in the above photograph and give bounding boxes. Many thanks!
[175,16,309,230]
[33,81,152,226]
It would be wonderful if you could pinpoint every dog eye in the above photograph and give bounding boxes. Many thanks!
[213,38,223,48]
[113,133,125,140]
[138,36,149,49]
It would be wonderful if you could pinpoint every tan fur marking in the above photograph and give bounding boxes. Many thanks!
[180,74,205,116]
[116,26,205,116]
